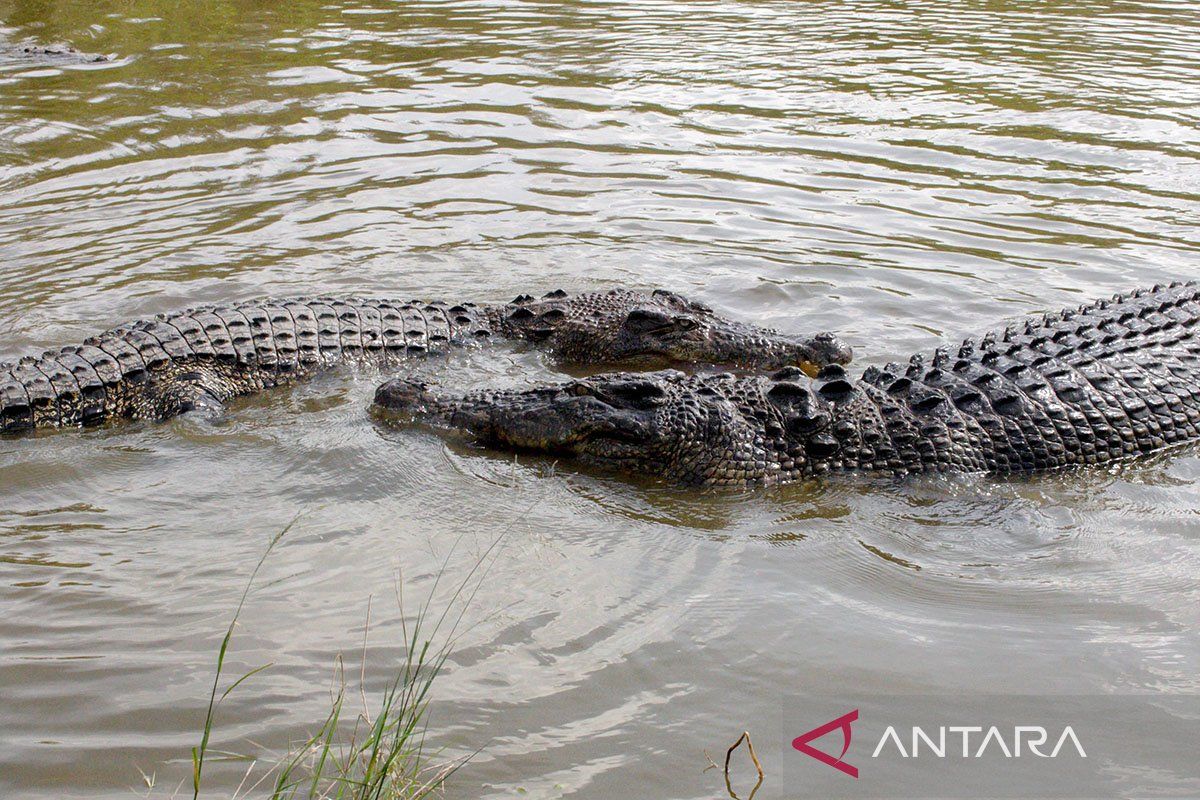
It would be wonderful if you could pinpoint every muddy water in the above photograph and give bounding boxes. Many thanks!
[2,1,1199,798]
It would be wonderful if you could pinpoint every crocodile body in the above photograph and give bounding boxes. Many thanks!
[376,282,1200,486]
[0,289,851,433]
[0,40,110,65]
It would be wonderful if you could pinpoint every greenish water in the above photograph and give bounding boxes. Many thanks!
[1,1,1199,798]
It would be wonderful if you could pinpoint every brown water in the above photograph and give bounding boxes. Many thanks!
[2,1,1200,798]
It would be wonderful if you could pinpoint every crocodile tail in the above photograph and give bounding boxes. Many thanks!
[0,297,493,432]
[1,329,161,431]
[0,303,280,431]
[0,304,225,431]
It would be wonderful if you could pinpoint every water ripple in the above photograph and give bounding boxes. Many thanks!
[2,1,1199,797]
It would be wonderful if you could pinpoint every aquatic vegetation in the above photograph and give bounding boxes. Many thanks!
[185,520,492,800]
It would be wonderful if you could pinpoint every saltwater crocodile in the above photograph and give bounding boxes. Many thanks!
[0,38,111,66]
[0,289,851,433]
[375,282,1200,486]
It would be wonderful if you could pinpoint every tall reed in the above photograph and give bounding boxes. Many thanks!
[186,515,509,799]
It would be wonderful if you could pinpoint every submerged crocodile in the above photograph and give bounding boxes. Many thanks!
[0,40,111,65]
[0,289,850,433]
[376,282,1200,487]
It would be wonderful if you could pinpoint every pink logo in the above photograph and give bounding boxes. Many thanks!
[792,709,859,778]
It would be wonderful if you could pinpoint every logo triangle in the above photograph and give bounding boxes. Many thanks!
[792,709,859,779]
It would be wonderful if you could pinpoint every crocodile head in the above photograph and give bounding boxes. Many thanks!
[373,369,785,486]
[493,289,851,374]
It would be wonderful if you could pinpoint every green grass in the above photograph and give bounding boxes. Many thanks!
[184,518,505,800]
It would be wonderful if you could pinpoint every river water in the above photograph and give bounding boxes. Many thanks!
[1,1,1199,798]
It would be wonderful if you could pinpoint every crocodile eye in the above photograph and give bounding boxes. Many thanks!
[623,308,674,334]
[605,379,667,408]
[673,316,699,331]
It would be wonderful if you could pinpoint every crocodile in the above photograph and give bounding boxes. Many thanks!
[375,282,1200,487]
[0,289,851,433]
[0,40,110,65]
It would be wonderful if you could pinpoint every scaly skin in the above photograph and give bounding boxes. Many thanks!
[0,289,851,433]
[376,282,1200,486]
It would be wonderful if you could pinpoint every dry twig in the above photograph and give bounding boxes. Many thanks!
[704,731,765,800]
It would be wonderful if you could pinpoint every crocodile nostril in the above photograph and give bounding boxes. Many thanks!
[373,379,430,410]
